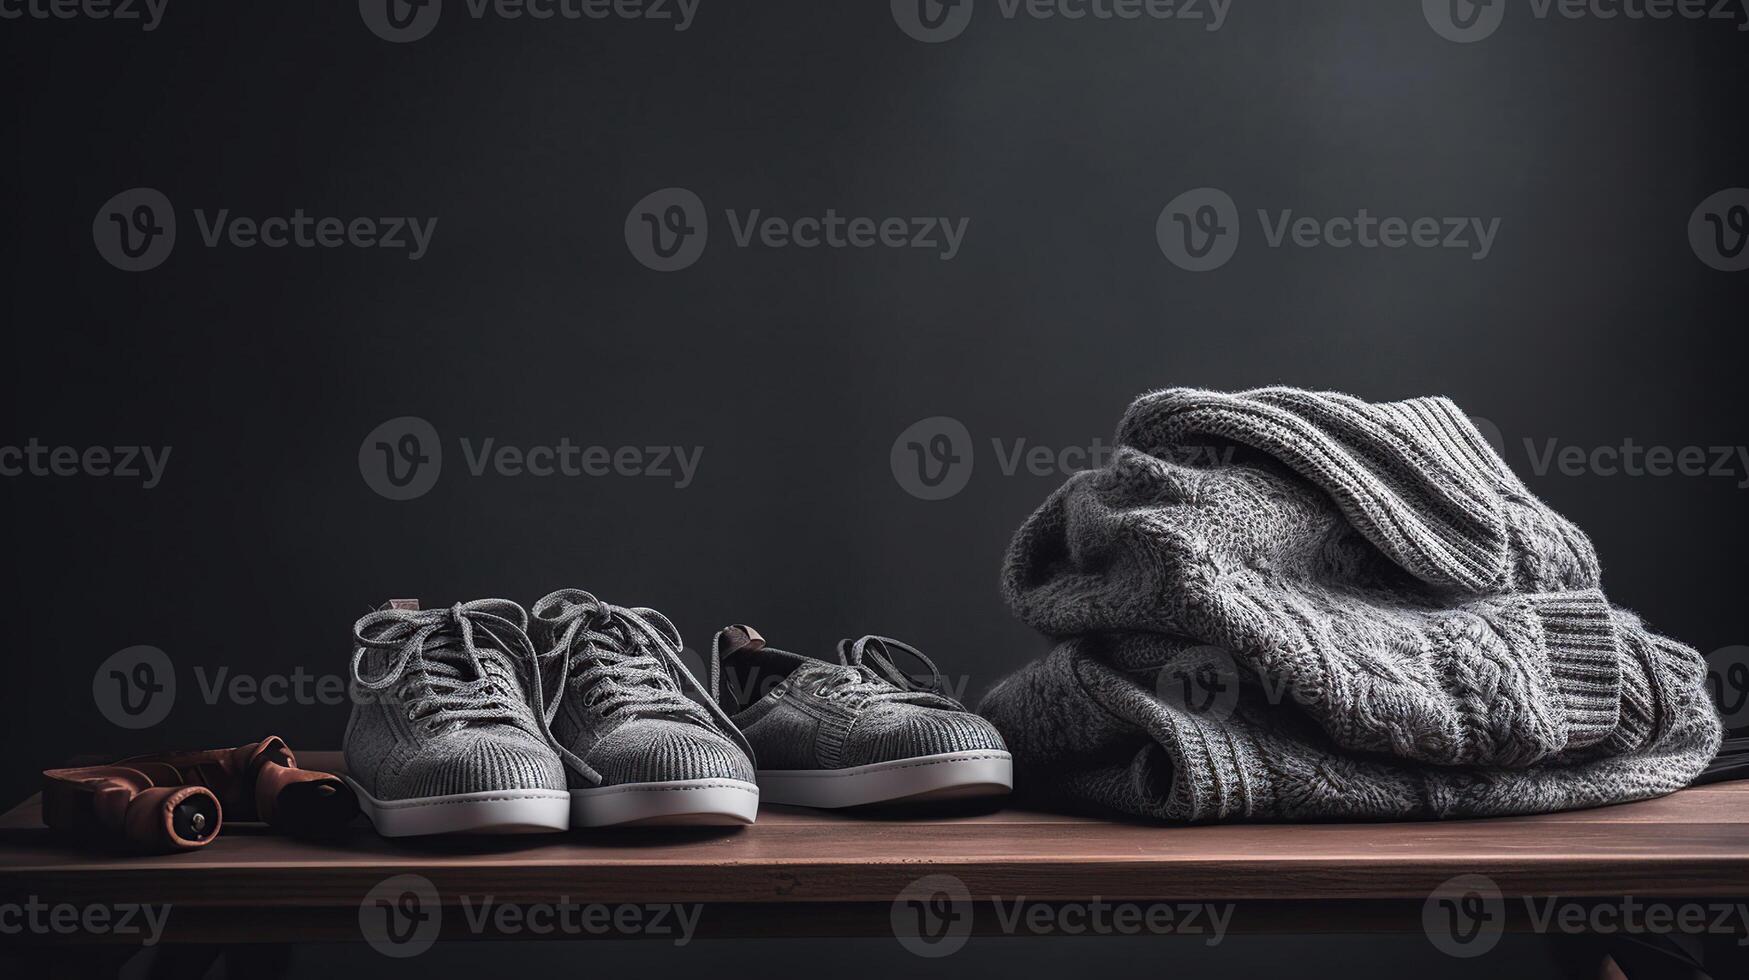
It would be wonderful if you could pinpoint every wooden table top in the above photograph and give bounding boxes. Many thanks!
[5,753,1747,912]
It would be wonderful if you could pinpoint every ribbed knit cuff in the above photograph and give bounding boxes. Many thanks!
[1059,650,1265,822]
[1529,589,1622,750]
[1371,396,1519,489]
[1375,397,1601,592]
[1154,708,1261,822]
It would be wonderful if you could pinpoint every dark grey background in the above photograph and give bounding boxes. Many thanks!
[2,1,1746,974]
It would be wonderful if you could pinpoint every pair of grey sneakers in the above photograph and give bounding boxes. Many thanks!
[342,592,1010,836]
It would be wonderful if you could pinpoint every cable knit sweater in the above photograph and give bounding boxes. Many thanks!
[979,388,1721,821]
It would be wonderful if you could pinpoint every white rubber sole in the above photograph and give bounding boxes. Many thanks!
[756,750,1014,808]
[344,776,571,837]
[571,778,760,827]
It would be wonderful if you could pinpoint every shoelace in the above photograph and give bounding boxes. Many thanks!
[819,635,966,709]
[532,590,754,784]
[350,600,543,738]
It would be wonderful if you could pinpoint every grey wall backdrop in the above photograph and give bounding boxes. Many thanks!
[2,1,1746,973]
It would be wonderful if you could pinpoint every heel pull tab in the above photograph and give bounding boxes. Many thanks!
[708,625,766,710]
[719,625,765,657]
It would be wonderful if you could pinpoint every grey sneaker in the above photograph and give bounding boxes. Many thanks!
[344,599,570,836]
[707,627,1012,808]
[529,589,759,827]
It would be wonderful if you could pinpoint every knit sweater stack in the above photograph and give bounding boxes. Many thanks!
[979,388,1721,821]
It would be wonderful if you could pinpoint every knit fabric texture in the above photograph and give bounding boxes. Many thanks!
[345,600,566,801]
[979,387,1722,821]
[529,590,756,788]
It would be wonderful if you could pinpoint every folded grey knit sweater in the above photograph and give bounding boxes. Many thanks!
[979,388,1721,821]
